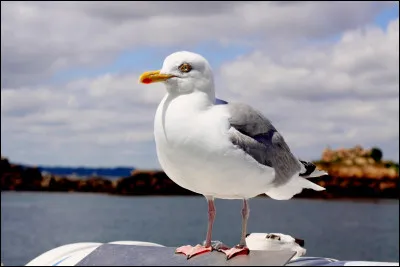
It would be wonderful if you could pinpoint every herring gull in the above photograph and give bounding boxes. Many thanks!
[139,51,327,260]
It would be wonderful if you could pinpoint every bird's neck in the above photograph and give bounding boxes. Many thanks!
[167,91,215,112]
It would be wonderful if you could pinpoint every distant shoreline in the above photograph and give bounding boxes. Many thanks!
[2,190,399,204]
[1,146,399,200]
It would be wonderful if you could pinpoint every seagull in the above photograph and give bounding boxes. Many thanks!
[139,51,327,260]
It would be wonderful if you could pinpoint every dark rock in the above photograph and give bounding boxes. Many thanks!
[0,155,398,199]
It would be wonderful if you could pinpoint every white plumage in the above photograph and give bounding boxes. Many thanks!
[154,92,276,199]
[139,51,327,259]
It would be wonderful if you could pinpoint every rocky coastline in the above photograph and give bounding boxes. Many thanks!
[1,146,399,199]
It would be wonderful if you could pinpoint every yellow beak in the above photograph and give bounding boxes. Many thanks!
[139,70,174,84]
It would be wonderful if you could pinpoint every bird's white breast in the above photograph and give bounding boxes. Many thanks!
[154,93,275,199]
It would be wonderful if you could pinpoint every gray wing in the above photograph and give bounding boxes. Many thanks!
[226,102,302,186]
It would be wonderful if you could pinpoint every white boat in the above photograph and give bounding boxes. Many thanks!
[6,233,397,266]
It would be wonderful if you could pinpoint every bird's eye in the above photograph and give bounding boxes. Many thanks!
[178,63,192,73]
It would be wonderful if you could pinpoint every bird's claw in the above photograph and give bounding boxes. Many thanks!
[175,244,212,259]
[202,240,250,260]
[217,244,250,260]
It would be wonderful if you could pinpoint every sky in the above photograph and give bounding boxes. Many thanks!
[1,1,399,169]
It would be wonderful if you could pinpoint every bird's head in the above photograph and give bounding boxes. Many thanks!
[139,51,215,96]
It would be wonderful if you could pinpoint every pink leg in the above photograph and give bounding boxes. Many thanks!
[205,197,216,247]
[175,197,216,259]
[217,199,250,260]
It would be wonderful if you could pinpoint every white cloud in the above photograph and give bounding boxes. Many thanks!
[217,18,399,161]
[1,2,398,167]
[1,72,165,168]
[1,1,392,87]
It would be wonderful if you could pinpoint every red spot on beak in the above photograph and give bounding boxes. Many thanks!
[142,78,152,84]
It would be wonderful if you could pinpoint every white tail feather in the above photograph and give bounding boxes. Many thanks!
[265,176,325,201]
[306,169,328,178]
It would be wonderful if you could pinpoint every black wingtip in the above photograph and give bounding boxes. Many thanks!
[299,160,316,177]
